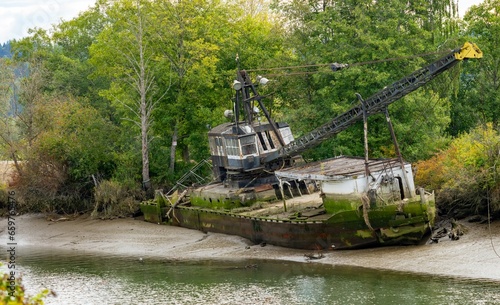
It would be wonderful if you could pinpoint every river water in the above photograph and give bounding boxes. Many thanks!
[5,246,500,305]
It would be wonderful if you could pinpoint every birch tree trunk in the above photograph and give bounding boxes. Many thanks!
[137,6,151,192]
[169,123,177,174]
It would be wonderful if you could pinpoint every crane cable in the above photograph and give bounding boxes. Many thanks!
[487,159,500,259]
[245,50,451,77]
[398,61,460,140]
[487,190,500,259]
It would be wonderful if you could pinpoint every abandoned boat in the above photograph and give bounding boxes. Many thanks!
[140,42,482,250]
[142,156,435,249]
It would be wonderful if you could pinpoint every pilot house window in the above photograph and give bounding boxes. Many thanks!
[240,135,257,155]
[257,132,267,150]
[257,131,277,152]
[265,131,276,149]
[226,138,239,156]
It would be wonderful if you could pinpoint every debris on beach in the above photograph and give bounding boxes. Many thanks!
[429,218,467,243]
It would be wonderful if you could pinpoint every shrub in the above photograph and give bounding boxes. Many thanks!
[11,157,68,213]
[11,157,91,214]
[0,183,7,215]
[414,152,447,192]
[415,124,500,218]
[91,180,141,219]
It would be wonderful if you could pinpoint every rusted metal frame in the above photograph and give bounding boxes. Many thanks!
[168,159,214,196]
[239,70,285,147]
[254,95,285,147]
[277,178,288,212]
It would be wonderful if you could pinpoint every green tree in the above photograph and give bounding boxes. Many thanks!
[416,124,500,218]
[150,0,233,176]
[90,0,169,193]
[0,59,19,163]
[146,0,285,183]
[49,2,110,116]
[270,0,460,161]
[16,96,118,212]
[0,56,50,176]
[8,21,120,212]
[455,0,500,131]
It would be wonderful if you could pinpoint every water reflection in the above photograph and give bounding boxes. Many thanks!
[3,246,500,305]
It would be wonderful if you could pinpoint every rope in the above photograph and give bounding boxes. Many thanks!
[361,193,374,231]
[487,188,500,259]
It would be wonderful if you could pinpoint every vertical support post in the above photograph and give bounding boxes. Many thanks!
[256,97,285,146]
[419,188,427,204]
[296,181,303,197]
[234,90,240,132]
[278,178,288,212]
[356,93,371,185]
[233,58,242,133]
[384,108,412,197]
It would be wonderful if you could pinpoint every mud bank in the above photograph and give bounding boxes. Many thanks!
[3,214,500,281]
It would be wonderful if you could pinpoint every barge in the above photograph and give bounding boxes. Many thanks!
[142,156,435,249]
[140,42,481,250]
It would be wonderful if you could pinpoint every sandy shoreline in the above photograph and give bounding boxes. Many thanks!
[3,214,500,281]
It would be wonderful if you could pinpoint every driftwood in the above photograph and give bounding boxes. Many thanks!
[304,252,325,260]
[429,218,467,243]
[49,217,70,222]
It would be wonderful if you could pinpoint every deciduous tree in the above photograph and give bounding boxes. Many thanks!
[90,0,168,193]
[270,0,460,161]
[459,0,500,129]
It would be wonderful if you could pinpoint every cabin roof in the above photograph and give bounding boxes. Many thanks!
[208,121,289,136]
[275,156,407,181]
[208,122,234,135]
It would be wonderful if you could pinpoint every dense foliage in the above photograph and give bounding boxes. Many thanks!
[270,0,459,161]
[415,124,500,218]
[0,0,498,218]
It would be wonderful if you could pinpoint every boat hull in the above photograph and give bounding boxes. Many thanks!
[141,197,434,250]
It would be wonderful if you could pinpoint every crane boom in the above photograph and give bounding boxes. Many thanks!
[275,42,483,160]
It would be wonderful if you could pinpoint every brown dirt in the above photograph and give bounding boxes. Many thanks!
[2,213,500,281]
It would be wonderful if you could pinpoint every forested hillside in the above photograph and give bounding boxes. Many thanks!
[0,0,498,218]
[0,42,11,58]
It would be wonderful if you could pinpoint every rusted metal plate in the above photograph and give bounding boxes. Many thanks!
[254,183,274,192]
[169,205,429,250]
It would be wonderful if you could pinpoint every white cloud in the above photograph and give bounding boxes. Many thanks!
[459,0,485,18]
[0,0,95,43]
[0,0,488,44]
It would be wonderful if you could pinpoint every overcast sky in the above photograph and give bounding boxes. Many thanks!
[0,0,95,43]
[0,0,486,44]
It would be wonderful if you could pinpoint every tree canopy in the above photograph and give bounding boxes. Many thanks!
[0,0,497,217]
